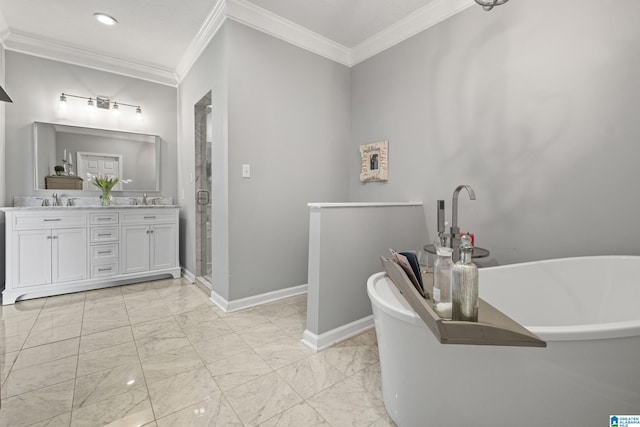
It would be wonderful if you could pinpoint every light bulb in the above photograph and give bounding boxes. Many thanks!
[87,98,95,111]
[59,93,67,110]
[136,106,142,119]
[112,102,120,116]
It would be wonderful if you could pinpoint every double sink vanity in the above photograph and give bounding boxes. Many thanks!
[1,204,180,305]
[0,121,180,305]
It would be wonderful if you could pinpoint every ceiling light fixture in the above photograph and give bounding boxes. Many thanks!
[475,0,509,11]
[57,92,142,118]
[94,13,118,26]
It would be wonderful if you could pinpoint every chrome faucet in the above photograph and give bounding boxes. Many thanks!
[52,193,61,207]
[450,185,476,261]
[143,193,148,205]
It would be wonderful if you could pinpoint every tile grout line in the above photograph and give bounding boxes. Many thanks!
[121,286,159,426]
[68,291,88,426]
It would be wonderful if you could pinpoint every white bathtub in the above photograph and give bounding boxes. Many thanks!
[368,256,640,427]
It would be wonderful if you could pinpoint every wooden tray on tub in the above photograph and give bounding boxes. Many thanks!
[380,257,546,348]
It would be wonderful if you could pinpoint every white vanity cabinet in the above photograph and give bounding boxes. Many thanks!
[2,206,180,305]
[89,212,119,278]
[9,211,87,288]
[120,210,178,274]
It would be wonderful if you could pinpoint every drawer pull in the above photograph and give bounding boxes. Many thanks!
[43,218,62,222]
[97,250,112,255]
[97,217,111,221]
[98,267,112,272]
[144,216,156,219]
[97,233,112,237]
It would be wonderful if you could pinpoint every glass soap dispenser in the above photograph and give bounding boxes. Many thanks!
[452,234,479,322]
[433,245,453,319]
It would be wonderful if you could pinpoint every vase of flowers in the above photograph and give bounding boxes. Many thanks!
[87,173,132,206]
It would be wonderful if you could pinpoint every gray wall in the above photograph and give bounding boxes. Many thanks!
[307,204,427,338]
[177,23,229,296]
[351,0,640,265]
[226,22,351,300]
[0,45,7,206]
[177,21,351,302]
[4,52,177,202]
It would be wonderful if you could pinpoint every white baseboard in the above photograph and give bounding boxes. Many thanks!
[301,315,375,352]
[181,268,196,283]
[209,284,308,313]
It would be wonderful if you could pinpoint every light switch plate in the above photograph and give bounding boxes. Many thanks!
[242,164,251,178]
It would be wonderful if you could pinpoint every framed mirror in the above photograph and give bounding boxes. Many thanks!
[34,122,160,192]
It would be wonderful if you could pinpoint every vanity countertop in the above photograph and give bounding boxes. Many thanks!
[1,205,179,212]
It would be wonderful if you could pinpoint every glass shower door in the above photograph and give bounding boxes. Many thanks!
[195,94,212,285]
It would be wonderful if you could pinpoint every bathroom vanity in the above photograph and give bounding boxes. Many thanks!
[1,206,180,305]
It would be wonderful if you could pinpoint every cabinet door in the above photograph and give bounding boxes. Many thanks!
[52,228,88,283]
[121,225,150,274]
[13,229,52,287]
[150,223,177,271]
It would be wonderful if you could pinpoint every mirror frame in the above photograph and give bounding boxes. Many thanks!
[33,122,161,192]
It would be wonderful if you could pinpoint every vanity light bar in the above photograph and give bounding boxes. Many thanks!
[58,92,142,118]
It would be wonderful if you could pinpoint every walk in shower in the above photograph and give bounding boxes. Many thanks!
[195,92,212,287]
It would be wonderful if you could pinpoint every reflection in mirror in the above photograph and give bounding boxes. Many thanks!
[34,122,160,192]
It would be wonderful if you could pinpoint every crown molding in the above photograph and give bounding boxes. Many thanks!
[0,10,9,43]
[175,0,228,83]
[3,30,178,86]
[226,0,351,66]
[220,0,474,68]
[351,0,475,66]
[1,0,474,86]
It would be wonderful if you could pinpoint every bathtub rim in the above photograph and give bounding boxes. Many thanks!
[368,255,640,343]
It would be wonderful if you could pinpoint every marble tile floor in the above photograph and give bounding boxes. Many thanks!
[0,278,396,427]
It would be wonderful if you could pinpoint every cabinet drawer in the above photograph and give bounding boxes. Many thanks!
[91,262,119,278]
[90,212,119,225]
[90,244,119,263]
[13,212,87,229]
[120,210,176,224]
[90,227,118,243]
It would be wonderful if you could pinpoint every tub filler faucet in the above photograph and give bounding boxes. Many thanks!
[450,185,476,260]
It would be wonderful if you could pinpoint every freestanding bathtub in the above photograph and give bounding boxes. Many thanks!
[368,256,640,427]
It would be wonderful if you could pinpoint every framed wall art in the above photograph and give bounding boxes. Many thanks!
[359,140,388,182]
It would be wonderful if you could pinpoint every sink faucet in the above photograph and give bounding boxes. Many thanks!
[450,185,476,261]
[143,193,148,205]
[52,193,61,207]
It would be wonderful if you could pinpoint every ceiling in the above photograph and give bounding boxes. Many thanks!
[0,0,476,85]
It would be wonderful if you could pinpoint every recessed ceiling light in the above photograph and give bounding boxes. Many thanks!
[94,13,118,26]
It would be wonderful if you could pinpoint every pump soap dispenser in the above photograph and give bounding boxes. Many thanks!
[452,234,479,322]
